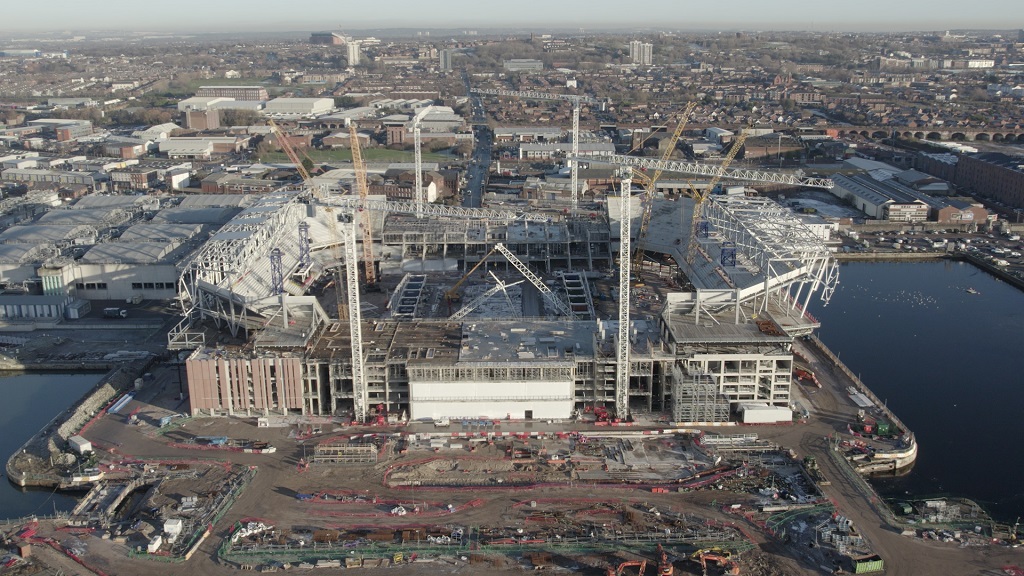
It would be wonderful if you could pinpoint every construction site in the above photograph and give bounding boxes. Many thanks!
[170,107,841,432]
[13,93,1003,576]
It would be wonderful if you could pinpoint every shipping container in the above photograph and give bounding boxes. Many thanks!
[853,554,884,574]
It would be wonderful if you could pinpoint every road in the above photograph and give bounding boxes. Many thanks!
[462,72,491,209]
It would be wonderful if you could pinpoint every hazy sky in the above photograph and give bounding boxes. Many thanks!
[5,0,1021,33]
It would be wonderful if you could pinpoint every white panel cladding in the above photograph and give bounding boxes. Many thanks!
[409,379,572,420]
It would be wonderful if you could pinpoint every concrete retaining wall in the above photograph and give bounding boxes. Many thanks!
[6,360,152,487]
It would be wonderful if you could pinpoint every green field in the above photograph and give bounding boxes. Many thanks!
[256,148,453,164]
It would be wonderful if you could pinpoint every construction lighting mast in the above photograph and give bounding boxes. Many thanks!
[616,169,632,420]
[473,89,608,209]
[349,123,375,286]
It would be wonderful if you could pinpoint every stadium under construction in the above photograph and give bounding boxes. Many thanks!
[174,179,838,426]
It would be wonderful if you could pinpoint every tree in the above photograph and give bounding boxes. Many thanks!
[301,157,315,174]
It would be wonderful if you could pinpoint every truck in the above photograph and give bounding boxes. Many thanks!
[103,307,128,319]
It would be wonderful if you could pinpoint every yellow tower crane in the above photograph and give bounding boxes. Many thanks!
[631,101,697,276]
[349,123,375,286]
[267,118,313,183]
[685,130,748,265]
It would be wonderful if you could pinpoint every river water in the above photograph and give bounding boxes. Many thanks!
[808,260,1024,523]
[0,372,102,519]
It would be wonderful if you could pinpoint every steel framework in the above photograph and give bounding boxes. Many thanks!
[587,154,835,189]
[493,243,575,319]
[325,196,553,223]
[703,195,839,314]
[170,190,305,348]
[297,222,311,268]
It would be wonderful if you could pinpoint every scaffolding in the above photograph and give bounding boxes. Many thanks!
[671,367,730,423]
[311,443,378,464]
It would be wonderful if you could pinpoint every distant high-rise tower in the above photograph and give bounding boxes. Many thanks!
[347,41,361,66]
[439,48,452,72]
[629,40,653,66]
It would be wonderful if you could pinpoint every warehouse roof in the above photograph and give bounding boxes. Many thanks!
[120,223,202,242]
[0,224,94,244]
[37,208,129,226]
[153,206,239,225]
[80,241,176,264]
[0,243,44,263]
[178,194,254,209]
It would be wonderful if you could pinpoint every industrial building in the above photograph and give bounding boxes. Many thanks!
[195,86,269,101]
[0,193,249,303]
[264,98,335,117]
[174,174,837,426]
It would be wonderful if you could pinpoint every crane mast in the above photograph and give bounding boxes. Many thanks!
[616,170,632,420]
[349,123,375,286]
[473,89,607,210]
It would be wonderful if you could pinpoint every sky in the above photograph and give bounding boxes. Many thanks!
[4,0,1021,33]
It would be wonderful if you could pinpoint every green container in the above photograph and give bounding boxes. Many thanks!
[876,420,892,435]
[854,555,884,574]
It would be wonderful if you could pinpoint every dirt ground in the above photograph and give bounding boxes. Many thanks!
[4,358,1024,576]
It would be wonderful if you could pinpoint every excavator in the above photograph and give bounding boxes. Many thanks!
[656,543,674,576]
[606,559,647,576]
[690,548,740,576]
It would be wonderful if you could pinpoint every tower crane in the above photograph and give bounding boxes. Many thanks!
[493,243,576,319]
[411,105,434,218]
[631,101,697,276]
[268,118,314,183]
[349,123,375,286]
[448,274,524,321]
[268,118,366,421]
[686,130,747,265]
[616,169,632,420]
[473,88,608,209]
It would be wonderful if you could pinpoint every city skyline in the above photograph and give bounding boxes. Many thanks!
[4,0,1022,33]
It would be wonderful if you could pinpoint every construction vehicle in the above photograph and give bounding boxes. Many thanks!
[690,549,739,576]
[656,544,674,576]
[606,559,647,576]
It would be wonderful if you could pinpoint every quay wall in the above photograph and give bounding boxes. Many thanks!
[5,361,151,487]
[807,335,910,438]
